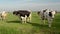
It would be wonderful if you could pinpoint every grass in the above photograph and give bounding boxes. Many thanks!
[0,12,60,34]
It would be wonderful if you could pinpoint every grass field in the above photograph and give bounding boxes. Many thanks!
[0,12,60,34]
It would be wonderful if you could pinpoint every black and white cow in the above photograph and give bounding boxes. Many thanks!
[13,10,31,23]
[38,9,56,27]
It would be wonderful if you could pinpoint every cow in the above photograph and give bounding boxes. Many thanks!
[38,9,56,27]
[13,10,32,23]
[0,11,8,20]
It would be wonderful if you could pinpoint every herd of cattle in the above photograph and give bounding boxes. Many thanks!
[0,9,56,27]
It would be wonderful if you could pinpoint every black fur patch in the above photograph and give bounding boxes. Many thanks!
[43,9,47,12]
[13,10,30,17]
[42,9,47,20]
[49,12,52,17]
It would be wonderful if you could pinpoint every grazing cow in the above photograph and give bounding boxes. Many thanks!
[38,9,56,27]
[0,11,8,20]
[13,10,31,23]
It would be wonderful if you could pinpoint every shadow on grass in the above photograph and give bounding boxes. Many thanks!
[28,22,48,28]
[28,22,60,34]
[7,20,21,23]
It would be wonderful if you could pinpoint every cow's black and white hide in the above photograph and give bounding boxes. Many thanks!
[13,10,31,23]
[38,9,56,27]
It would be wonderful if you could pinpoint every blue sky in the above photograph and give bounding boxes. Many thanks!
[0,0,60,11]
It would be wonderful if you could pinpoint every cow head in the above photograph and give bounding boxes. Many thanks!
[13,11,19,15]
[49,11,56,19]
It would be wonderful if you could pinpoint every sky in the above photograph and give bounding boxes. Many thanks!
[0,0,60,11]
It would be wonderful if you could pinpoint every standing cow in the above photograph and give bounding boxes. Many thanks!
[0,11,8,20]
[38,9,56,27]
[13,10,32,23]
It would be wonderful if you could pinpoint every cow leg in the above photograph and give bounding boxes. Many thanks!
[43,19,46,24]
[24,15,27,23]
[3,17,5,20]
[21,16,25,23]
[26,17,29,22]
[27,17,31,22]
[48,18,52,27]
[48,22,52,27]
[41,16,46,24]
[29,14,31,22]
[27,13,31,22]
[1,16,4,20]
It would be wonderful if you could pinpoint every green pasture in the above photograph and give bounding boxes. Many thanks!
[0,12,60,34]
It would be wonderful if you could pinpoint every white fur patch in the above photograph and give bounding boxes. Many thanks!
[21,15,27,23]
